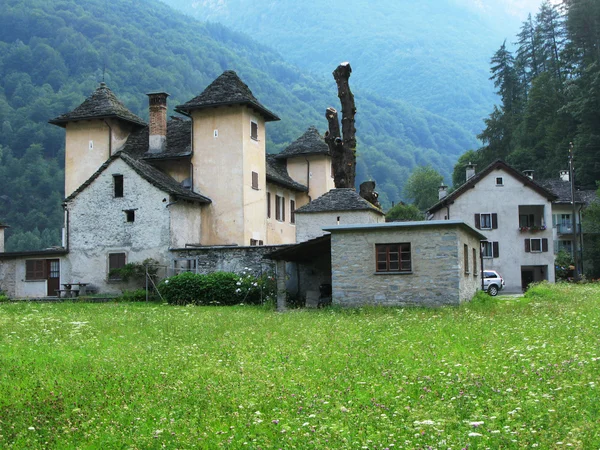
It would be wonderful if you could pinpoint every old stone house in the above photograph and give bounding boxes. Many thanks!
[0,71,337,298]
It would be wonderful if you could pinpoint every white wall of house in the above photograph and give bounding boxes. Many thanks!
[65,158,174,293]
[430,169,555,292]
[296,210,384,243]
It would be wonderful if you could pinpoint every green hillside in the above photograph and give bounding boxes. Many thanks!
[161,0,522,135]
[0,0,478,251]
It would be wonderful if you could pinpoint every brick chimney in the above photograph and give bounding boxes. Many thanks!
[438,183,448,200]
[560,170,569,182]
[465,162,476,180]
[147,92,169,153]
[523,169,534,180]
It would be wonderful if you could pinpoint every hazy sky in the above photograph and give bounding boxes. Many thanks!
[465,0,562,21]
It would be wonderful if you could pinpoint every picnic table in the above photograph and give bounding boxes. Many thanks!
[56,283,89,298]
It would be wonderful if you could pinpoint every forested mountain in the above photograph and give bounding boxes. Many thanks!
[0,0,477,251]
[161,0,524,135]
[452,0,600,190]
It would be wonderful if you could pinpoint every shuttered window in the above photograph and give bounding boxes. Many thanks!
[475,213,498,229]
[266,192,271,218]
[524,238,548,253]
[290,199,296,224]
[252,171,259,190]
[108,253,126,280]
[25,260,46,280]
[482,241,500,258]
[250,121,258,140]
[464,244,470,274]
[275,195,285,222]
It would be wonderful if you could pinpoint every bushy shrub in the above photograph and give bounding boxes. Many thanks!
[0,293,9,303]
[158,270,276,306]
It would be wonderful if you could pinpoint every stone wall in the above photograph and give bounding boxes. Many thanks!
[169,245,284,277]
[330,225,480,307]
[0,259,16,297]
[296,210,383,243]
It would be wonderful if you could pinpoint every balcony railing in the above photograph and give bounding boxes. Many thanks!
[556,223,581,234]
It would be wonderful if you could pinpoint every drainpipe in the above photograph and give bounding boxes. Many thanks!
[104,119,113,157]
[446,206,450,220]
[305,157,312,202]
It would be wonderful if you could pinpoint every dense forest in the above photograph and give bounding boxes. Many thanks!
[0,0,478,251]
[162,0,520,135]
[452,0,600,190]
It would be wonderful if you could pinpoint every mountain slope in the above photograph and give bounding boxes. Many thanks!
[161,0,524,135]
[0,0,476,250]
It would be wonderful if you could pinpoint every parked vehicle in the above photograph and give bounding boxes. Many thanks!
[483,270,505,296]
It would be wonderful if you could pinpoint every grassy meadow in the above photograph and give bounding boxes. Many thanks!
[0,283,599,449]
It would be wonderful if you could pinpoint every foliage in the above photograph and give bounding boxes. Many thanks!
[402,165,444,211]
[385,202,424,221]
[108,258,159,287]
[1,283,600,447]
[0,0,480,251]
[452,0,600,191]
[554,249,574,280]
[582,188,600,278]
[158,270,274,306]
[116,289,152,303]
[0,293,9,302]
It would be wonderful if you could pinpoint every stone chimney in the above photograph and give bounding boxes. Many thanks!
[465,162,476,180]
[560,170,570,182]
[147,92,169,153]
[523,169,534,180]
[438,183,448,200]
[0,223,8,253]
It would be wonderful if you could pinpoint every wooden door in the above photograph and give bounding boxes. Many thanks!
[46,259,60,297]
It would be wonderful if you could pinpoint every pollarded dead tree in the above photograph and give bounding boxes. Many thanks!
[325,62,357,189]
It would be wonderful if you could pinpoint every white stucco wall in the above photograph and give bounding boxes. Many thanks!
[430,169,555,291]
[65,158,174,293]
[295,210,384,243]
[169,202,203,248]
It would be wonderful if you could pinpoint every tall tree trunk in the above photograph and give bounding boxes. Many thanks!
[325,62,357,189]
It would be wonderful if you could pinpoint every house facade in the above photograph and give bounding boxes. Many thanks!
[427,160,558,292]
[0,71,338,297]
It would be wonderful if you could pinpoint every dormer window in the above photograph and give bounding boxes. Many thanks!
[113,175,124,198]
[251,121,258,140]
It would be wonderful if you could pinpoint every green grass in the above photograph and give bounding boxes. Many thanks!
[1,283,599,449]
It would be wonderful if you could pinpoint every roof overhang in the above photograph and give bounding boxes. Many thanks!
[0,248,68,260]
[264,235,331,262]
[175,101,280,122]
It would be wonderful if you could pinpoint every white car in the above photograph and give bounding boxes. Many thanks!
[483,270,505,296]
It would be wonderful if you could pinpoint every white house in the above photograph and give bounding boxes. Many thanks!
[427,160,558,292]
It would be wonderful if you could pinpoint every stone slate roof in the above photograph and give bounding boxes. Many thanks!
[0,221,8,228]
[175,71,279,121]
[122,119,193,160]
[295,188,385,215]
[539,179,597,206]
[266,154,308,192]
[275,126,330,159]
[427,160,558,214]
[64,152,211,204]
[49,83,146,127]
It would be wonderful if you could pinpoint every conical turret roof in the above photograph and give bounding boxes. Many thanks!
[49,83,146,127]
[176,70,279,121]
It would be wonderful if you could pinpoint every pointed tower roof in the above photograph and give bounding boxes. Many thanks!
[295,189,384,215]
[175,70,279,121]
[49,83,146,128]
[276,126,330,159]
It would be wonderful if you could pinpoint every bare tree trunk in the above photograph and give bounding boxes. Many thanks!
[359,181,381,209]
[325,62,356,189]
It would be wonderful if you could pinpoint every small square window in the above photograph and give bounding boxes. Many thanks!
[531,238,542,252]
[125,210,135,222]
[376,243,411,273]
[496,177,504,186]
[251,121,258,140]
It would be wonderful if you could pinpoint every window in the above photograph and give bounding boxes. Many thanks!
[250,121,258,140]
[464,244,469,274]
[125,209,135,222]
[108,253,126,280]
[524,238,548,253]
[376,243,411,273]
[25,260,46,280]
[481,241,499,258]
[473,248,477,275]
[266,192,271,218]
[475,213,497,230]
[290,199,296,224]
[251,171,259,190]
[249,239,264,246]
[113,174,124,198]
[275,195,285,222]
[495,177,504,186]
